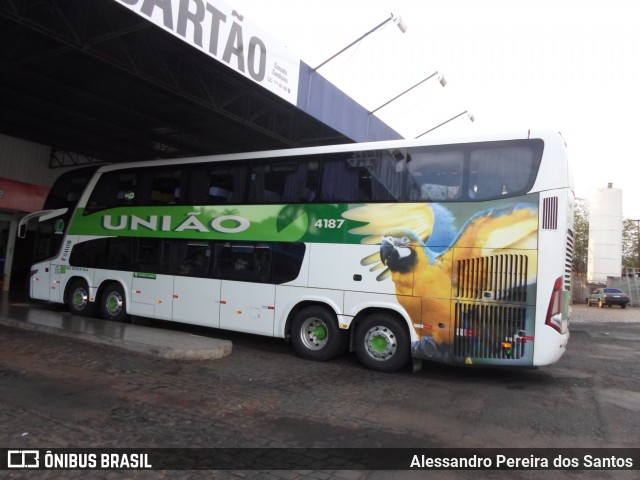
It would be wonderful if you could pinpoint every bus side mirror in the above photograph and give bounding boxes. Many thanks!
[17,208,69,239]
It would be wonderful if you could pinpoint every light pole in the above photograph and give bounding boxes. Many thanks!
[369,71,447,115]
[415,110,475,138]
[312,13,407,72]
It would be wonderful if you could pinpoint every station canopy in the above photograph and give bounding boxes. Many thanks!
[0,0,400,168]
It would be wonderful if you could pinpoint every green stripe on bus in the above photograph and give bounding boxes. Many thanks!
[68,204,365,243]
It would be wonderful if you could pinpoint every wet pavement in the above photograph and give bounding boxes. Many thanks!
[1,294,640,480]
[0,294,231,360]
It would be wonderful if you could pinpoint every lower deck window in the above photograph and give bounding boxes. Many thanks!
[69,238,306,285]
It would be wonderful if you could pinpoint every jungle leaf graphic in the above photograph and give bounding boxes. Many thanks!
[276,205,308,235]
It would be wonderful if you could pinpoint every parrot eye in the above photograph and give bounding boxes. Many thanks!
[401,236,410,246]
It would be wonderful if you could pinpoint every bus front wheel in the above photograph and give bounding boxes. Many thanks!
[291,306,347,362]
[355,314,409,373]
[101,283,128,322]
[67,279,97,317]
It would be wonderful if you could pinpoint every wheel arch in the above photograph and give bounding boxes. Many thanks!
[284,300,341,339]
[63,274,93,304]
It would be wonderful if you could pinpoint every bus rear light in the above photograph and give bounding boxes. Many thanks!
[545,277,563,333]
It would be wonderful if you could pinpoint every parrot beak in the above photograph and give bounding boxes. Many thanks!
[380,239,396,266]
[380,240,396,267]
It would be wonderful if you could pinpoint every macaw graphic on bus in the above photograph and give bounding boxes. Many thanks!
[343,200,539,364]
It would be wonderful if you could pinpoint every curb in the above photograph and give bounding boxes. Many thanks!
[0,312,232,361]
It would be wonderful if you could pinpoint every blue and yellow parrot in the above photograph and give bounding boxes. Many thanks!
[343,202,539,362]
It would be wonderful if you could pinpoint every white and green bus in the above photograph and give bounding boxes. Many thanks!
[24,130,573,372]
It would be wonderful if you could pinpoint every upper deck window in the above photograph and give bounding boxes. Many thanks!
[468,146,538,200]
[405,150,464,201]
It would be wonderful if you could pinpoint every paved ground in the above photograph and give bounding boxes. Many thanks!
[1,297,639,480]
[570,302,640,323]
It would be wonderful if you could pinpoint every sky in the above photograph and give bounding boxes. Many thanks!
[230,0,640,219]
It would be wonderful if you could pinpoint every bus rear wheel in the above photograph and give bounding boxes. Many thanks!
[101,283,128,322]
[67,279,97,317]
[355,314,409,373]
[291,306,347,362]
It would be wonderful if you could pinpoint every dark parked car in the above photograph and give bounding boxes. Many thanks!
[587,288,631,309]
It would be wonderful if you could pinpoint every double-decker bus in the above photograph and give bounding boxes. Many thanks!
[22,130,573,372]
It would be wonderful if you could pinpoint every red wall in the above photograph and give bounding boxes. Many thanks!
[0,177,49,212]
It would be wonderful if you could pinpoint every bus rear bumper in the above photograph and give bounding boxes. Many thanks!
[533,330,569,366]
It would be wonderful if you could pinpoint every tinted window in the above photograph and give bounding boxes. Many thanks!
[44,167,98,210]
[81,140,543,210]
[69,238,109,269]
[176,241,212,277]
[272,242,306,283]
[404,149,464,201]
[320,151,399,202]
[85,170,141,213]
[249,158,319,203]
[189,163,248,204]
[149,168,183,205]
[71,238,304,285]
[69,236,130,270]
[215,242,271,283]
[468,146,538,200]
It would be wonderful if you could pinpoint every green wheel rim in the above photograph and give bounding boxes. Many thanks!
[371,335,388,353]
[314,325,328,341]
[105,291,123,317]
[71,288,88,311]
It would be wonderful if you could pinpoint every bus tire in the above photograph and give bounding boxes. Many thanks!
[101,282,128,322]
[355,313,409,373]
[66,279,97,317]
[291,306,347,362]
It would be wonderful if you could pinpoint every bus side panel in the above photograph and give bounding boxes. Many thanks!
[220,281,276,336]
[533,189,572,366]
[343,290,419,339]
[30,260,52,301]
[131,273,174,321]
[273,286,345,338]
[307,243,396,295]
[173,277,221,328]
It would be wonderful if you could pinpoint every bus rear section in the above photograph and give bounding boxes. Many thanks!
[442,190,572,368]
[355,193,571,370]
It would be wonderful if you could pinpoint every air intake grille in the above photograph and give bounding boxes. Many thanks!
[456,254,528,303]
[542,196,558,230]
[565,229,574,290]
[454,303,527,360]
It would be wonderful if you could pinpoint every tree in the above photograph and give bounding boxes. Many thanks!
[572,198,589,273]
[622,219,640,269]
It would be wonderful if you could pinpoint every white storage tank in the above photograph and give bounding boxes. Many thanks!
[587,183,623,283]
